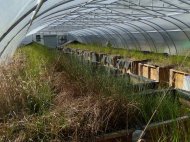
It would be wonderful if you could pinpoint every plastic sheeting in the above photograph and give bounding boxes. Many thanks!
[0,0,89,61]
[1,0,190,61]
[0,0,38,61]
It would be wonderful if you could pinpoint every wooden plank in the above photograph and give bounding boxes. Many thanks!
[171,69,190,75]
[159,67,171,85]
[150,67,158,81]
[138,64,173,84]
[147,116,189,128]
[96,129,134,142]
[131,60,150,75]
[142,65,149,78]
[143,115,190,142]
[169,69,174,87]
[138,63,142,76]
[174,72,184,89]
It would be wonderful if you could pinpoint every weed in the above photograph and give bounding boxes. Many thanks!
[0,43,189,141]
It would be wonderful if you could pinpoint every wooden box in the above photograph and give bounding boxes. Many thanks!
[170,69,190,91]
[138,63,173,85]
[130,60,150,75]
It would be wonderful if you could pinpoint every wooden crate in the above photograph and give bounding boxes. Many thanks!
[138,64,158,81]
[138,63,173,85]
[115,59,150,75]
[170,69,190,91]
[130,59,150,75]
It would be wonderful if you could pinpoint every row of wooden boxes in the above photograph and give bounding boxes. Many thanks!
[138,63,190,91]
[62,47,190,92]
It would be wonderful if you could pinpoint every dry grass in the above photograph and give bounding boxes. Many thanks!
[52,71,139,141]
[0,43,187,142]
[0,43,139,141]
[0,51,28,119]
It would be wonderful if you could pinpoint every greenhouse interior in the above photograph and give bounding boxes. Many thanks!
[1,0,190,141]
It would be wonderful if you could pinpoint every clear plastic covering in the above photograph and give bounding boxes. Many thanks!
[1,0,190,60]
[0,0,37,61]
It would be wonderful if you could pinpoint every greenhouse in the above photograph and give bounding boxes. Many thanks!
[1,0,190,141]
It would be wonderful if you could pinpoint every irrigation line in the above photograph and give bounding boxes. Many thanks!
[137,50,190,141]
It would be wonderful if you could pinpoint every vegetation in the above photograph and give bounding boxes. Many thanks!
[0,42,189,141]
[67,43,190,72]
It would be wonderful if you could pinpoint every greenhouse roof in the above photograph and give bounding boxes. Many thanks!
[1,0,190,60]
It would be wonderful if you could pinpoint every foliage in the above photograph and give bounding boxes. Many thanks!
[0,43,189,141]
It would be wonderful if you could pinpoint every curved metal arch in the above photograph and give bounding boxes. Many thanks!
[121,22,157,52]
[143,19,178,54]
[0,0,43,58]
[76,31,95,44]
[136,20,171,53]
[36,6,79,23]
[124,0,189,54]
[33,0,97,28]
[102,26,130,49]
[0,5,37,42]
[0,21,30,57]
[70,31,91,43]
[95,27,128,49]
[35,1,88,22]
[80,31,102,44]
[96,7,157,51]
[35,0,73,20]
[81,28,110,44]
[116,0,179,53]
[161,17,190,41]
[106,25,140,49]
[111,24,141,50]
[129,0,190,34]
[76,28,110,45]
[166,16,190,39]
[86,27,117,47]
[170,16,190,31]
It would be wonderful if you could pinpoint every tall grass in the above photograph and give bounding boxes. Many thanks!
[0,43,189,141]
[0,43,62,141]
[0,43,138,141]
[0,43,57,119]
[58,52,190,141]
[59,54,184,121]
